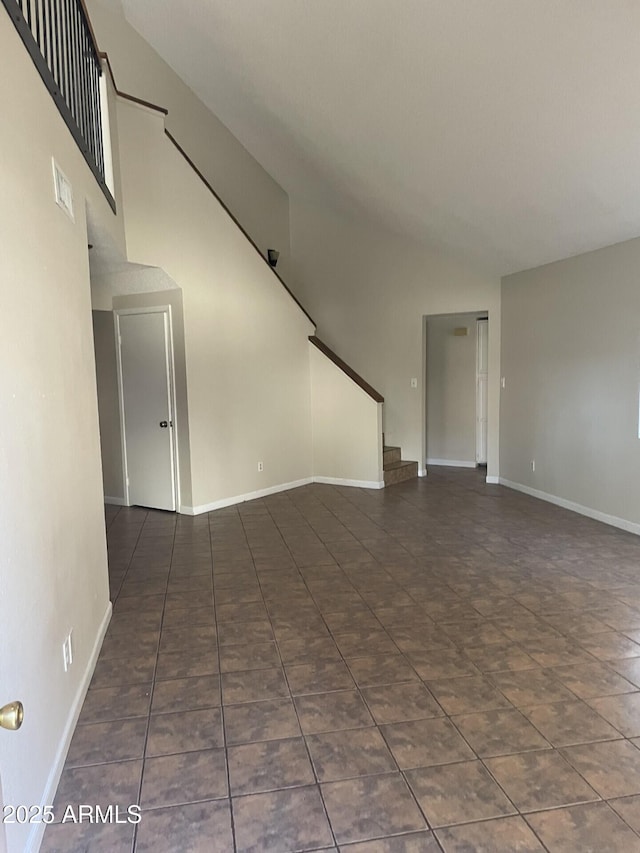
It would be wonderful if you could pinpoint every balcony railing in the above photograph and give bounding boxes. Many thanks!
[2,0,114,208]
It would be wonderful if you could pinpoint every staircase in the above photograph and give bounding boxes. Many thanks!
[383,444,419,486]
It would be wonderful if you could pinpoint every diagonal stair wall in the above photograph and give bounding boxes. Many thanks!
[115,97,316,512]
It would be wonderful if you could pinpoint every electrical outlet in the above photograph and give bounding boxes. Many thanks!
[531,460,536,472]
[62,631,73,672]
[410,378,418,388]
[257,461,264,472]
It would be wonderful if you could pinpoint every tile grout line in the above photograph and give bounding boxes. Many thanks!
[131,510,177,853]
[242,495,340,851]
[208,504,242,853]
[263,489,439,846]
[49,475,640,851]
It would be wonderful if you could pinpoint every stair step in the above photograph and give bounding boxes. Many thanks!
[383,459,419,486]
[383,445,402,465]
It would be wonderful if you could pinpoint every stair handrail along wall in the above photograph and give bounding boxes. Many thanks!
[3,0,390,505]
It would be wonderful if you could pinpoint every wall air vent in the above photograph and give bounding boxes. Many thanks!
[52,159,75,222]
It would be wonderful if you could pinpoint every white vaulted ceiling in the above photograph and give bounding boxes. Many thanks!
[121,0,640,274]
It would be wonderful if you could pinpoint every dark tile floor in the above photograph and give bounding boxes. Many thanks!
[41,468,640,852]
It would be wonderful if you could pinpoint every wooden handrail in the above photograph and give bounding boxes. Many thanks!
[309,336,384,403]
[101,48,315,328]
[100,53,168,114]
[164,130,316,327]
[79,0,102,63]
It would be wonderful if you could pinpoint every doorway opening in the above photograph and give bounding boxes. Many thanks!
[88,209,188,512]
[423,311,489,473]
[476,317,488,466]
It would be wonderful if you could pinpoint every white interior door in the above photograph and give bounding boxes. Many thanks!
[117,309,177,511]
[476,318,489,464]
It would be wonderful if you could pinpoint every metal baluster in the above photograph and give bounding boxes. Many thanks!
[53,0,63,96]
[69,0,80,132]
[90,60,100,171]
[78,19,89,153]
[80,10,90,153]
[95,62,104,179]
[82,26,92,160]
[44,0,53,77]
[33,0,41,56]
[62,0,75,113]
[61,0,72,119]
[41,0,49,65]
[4,0,109,195]
[96,65,104,178]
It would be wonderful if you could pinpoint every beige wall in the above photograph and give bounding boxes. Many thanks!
[501,238,640,531]
[290,198,501,479]
[0,14,118,852]
[92,310,124,499]
[310,344,383,486]
[426,313,480,465]
[116,99,315,511]
[86,0,291,280]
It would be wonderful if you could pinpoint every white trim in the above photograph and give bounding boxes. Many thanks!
[181,475,388,515]
[499,478,640,537]
[26,602,112,853]
[476,317,489,464]
[485,475,500,484]
[313,476,384,489]
[113,312,130,507]
[164,307,181,513]
[426,458,477,468]
[418,467,427,477]
[181,478,314,515]
[99,68,114,195]
[104,495,126,506]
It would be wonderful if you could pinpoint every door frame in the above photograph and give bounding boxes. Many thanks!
[114,305,180,511]
[422,310,491,476]
[475,317,489,465]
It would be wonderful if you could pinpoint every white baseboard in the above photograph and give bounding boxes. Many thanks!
[181,474,390,515]
[485,475,500,484]
[313,476,384,489]
[27,601,112,852]
[181,477,314,515]
[418,467,427,477]
[426,459,477,468]
[104,496,126,506]
[500,478,640,537]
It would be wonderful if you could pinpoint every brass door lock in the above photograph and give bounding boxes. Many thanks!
[0,701,24,731]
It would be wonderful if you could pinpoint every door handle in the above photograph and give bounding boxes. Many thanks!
[0,701,24,731]
[159,421,168,428]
